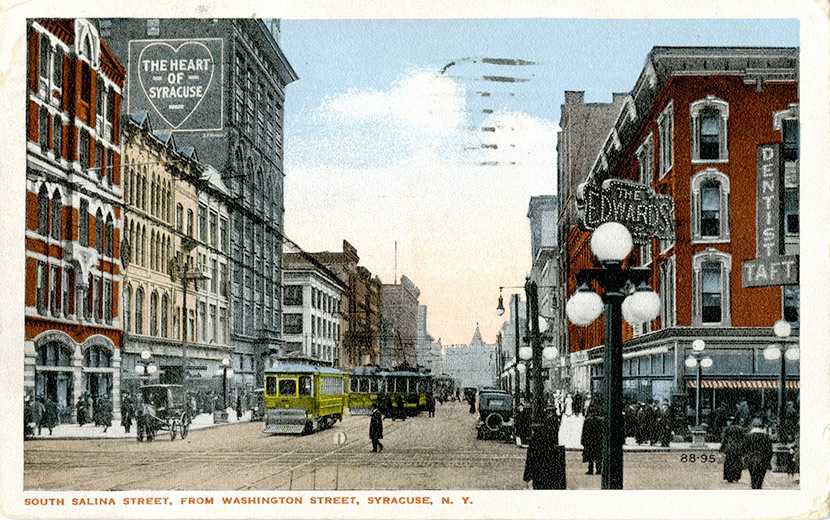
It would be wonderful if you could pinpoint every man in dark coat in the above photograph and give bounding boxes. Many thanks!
[581,404,604,475]
[42,397,59,435]
[523,414,565,489]
[720,421,746,483]
[369,403,384,452]
[121,393,134,433]
[514,404,531,447]
[32,397,45,436]
[743,420,774,489]
[94,396,113,433]
[426,393,435,418]
[76,392,89,426]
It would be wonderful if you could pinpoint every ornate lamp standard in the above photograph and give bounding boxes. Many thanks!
[565,222,661,490]
[497,291,522,405]
[764,320,799,441]
[498,284,559,424]
[134,350,157,385]
[685,339,713,428]
[216,357,235,410]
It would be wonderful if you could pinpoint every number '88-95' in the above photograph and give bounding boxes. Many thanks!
[680,454,717,463]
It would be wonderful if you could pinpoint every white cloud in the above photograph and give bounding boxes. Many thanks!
[317,68,467,135]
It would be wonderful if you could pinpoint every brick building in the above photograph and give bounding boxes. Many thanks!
[556,91,628,393]
[291,241,384,371]
[381,276,421,368]
[566,47,799,422]
[24,19,125,422]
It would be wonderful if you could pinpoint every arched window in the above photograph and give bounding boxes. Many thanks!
[105,214,113,257]
[94,208,103,253]
[690,169,730,242]
[186,209,194,237]
[690,96,729,162]
[124,284,132,333]
[141,226,147,266]
[130,167,136,205]
[150,230,155,271]
[84,345,112,368]
[161,294,169,338]
[79,198,89,246]
[692,249,732,326]
[135,287,144,334]
[50,190,62,240]
[150,291,158,336]
[176,204,183,232]
[37,184,49,235]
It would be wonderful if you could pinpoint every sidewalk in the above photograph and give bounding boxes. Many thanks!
[558,414,720,452]
[25,408,253,440]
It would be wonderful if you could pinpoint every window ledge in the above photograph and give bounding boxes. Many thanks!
[691,238,731,245]
[691,158,729,165]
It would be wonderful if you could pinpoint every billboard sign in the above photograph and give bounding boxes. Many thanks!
[127,38,224,132]
[742,143,799,287]
[577,179,675,245]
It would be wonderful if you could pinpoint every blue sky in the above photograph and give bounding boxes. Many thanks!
[279,18,798,345]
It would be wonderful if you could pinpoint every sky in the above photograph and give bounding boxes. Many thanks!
[278,18,799,346]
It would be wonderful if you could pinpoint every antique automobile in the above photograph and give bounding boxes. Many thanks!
[476,389,514,441]
[136,384,191,442]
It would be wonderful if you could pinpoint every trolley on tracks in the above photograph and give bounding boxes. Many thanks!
[348,365,383,416]
[135,384,191,442]
[263,364,347,435]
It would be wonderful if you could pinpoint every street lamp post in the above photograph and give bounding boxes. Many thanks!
[497,293,522,404]
[764,320,799,441]
[217,358,235,410]
[684,339,713,428]
[134,350,157,385]
[565,222,661,490]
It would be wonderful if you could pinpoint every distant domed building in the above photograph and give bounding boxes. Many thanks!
[441,324,498,389]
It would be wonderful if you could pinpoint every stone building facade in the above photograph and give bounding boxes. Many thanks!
[25,19,125,422]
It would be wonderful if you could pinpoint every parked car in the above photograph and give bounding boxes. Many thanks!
[476,389,514,441]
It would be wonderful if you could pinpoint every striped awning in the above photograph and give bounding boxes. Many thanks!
[687,380,799,389]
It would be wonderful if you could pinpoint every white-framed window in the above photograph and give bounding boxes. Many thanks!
[49,265,59,316]
[161,294,168,338]
[104,279,112,323]
[124,284,131,333]
[210,304,217,343]
[690,96,729,162]
[692,249,732,326]
[659,255,676,329]
[63,266,73,316]
[657,101,674,178]
[783,285,799,325]
[784,188,799,236]
[781,119,799,162]
[690,169,730,242]
[773,105,799,163]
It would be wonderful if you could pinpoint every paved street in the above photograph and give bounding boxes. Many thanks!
[24,401,797,491]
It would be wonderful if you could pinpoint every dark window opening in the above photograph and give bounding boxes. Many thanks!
[699,110,720,160]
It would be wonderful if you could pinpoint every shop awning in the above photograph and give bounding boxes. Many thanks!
[687,380,799,389]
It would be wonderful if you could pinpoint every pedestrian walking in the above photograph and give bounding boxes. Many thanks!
[121,392,134,433]
[76,392,89,426]
[42,397,59,435]
[720,420,747,483]
[94,395,113,433]
[369,403,384,452]
[32,397,45,436]
[743,419,773,489]
[24,395,34,439]
[581,403,603,475]
[523,414,565,489]
[236,393,243,421]
[426,393,435,418]
[514,404,531,447]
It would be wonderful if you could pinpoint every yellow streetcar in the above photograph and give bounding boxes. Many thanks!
[263,364,348,435]
[347,365,383,416]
